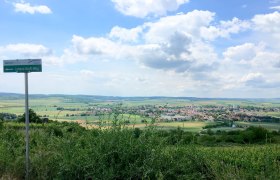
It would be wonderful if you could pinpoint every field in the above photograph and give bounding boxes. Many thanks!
[1,94,280,131]
[264,112,280,118]
[236,121,280,131]
[0,97,216,131]
[153,121,215,132]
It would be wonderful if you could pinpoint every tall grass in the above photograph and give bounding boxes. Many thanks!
[0,122,279,179]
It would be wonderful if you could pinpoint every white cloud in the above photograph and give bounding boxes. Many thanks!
[111,0,189,18]
[218,40,280,93]
[40,10,243,75]
[222,42,280,71]
[240,73,280,88]
[223,43,261,62]
[13,2,52,14]
[109,26,143,42]
[72,35,115,55]
[122,10,221,74]
[0,43,52,57]
[251,11,280,52]
[144,10,215,43]
[240,73,263,83]
[68,11,222,75]
[136,37,218,74]
[201,17,251,40]
[251,51,280,68]
[270,6,280,10]
[43,56,64,66]
[55,48,90,65]
[71,35,138,60]
[252,11,280,34]
[2,10,279,97]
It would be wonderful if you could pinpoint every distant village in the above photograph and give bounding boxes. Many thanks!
[1,103,280,124]
[84,104,280,124]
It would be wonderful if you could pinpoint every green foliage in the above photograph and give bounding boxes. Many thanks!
[203,121,231,129]
[228,126,271,144]
[197,126,277,145]
[164,127,195,145]
[0,122,279,179]
[17,109,43,123]
[133,127,141,138]
[0,113,17,121]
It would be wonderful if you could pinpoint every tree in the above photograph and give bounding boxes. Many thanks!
[17,109,43,123]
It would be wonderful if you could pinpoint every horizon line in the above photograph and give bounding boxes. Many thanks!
[0,92,279,100]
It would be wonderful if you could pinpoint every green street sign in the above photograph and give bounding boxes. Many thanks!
[3,58,42,179]
[3,59,42,73]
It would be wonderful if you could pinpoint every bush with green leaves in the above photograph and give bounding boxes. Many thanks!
[17,109,43,123]
[0,122,279,179]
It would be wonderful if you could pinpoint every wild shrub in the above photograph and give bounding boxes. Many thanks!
[0,121,279,179]
[17,109,42,123]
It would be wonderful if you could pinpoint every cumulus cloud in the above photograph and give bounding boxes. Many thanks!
[143,10,249,43]
[251,51,280,68]
[222,42,280,70]
[2,6,280,97]
[252,11,280,34]
[136,11,218,74]
[223,43,261,62]
[109,26,143,43]
[137,33,218,73]
[139,46,192,72]
[201,17,251,40]
[240,73,280,88]
[241,73,264,84]
[162,32,192,57]
[13,2,52,14]
[219,41,280,92]
[111,0,190,18]
[0,43,52,57]
[71,35,138,60]
[251,11,280,52]
[49,10,279,87]
[144,10,215,43]
[8,9,275,97]
[72,35,116,55]
[40,49,91,67]
[68,11,222,75]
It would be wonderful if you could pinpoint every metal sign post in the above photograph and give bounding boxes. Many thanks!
[24,72,29,180]
[3,59,42,180]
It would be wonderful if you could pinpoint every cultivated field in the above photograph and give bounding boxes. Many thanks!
[1,94,280,131]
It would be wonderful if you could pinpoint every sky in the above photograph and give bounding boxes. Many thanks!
[0,0,280,98]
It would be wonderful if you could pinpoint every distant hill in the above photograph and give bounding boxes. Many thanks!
[0,93,24,100]
[0,92,279,102]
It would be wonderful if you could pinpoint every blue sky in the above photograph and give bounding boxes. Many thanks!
[1,0,280,98]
